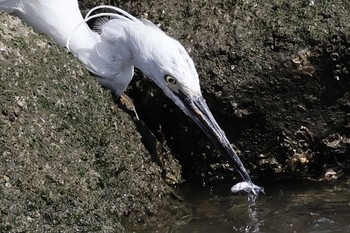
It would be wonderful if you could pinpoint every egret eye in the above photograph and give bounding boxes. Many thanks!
[165,75,177,85]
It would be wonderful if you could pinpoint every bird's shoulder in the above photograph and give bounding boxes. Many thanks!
[139,18,162,31]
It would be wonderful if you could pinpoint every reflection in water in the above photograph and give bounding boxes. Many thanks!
[172,176,350,233]
[246,204,260,233]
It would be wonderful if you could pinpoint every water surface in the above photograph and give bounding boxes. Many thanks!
[173,177,350,233]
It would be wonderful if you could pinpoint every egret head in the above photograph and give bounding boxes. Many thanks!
[132,27,201,111]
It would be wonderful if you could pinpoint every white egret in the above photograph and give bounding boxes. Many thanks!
[0,0,263,195]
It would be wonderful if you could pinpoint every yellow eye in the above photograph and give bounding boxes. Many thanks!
[165,75,177,85]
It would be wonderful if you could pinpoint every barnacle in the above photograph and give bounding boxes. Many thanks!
[325,43,334,53]
[325,33,350,83]
[330,52,340,61]
[257,155,283,173]
[290,48,318,76]
[330,34,341,44]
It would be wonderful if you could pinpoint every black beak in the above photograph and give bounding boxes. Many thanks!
[178,93,252,182]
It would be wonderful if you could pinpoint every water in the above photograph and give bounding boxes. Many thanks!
[172,176,350,233]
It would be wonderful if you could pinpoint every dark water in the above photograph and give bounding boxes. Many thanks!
[172,177,350,233]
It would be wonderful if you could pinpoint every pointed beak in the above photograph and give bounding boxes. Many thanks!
[176,92,252,182]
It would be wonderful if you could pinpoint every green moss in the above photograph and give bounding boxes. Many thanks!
[37,95,54,110]
[11,37,29,51]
